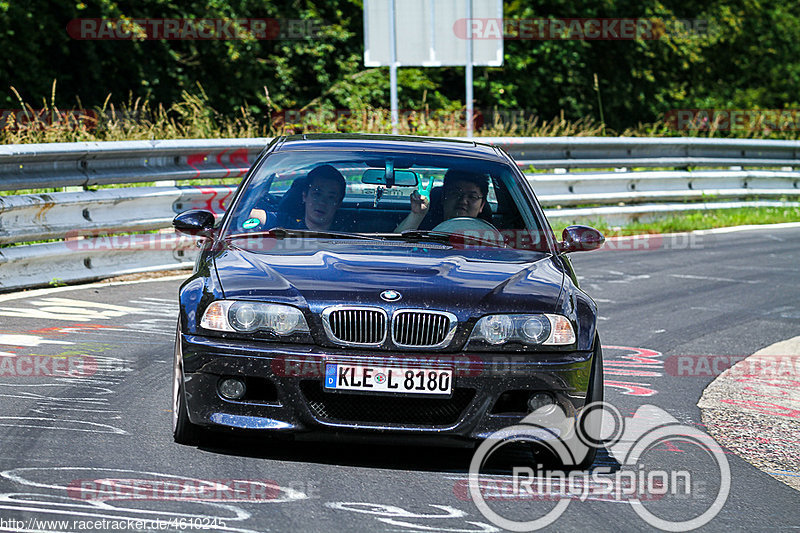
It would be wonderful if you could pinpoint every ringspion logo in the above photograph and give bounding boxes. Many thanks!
[467,402,730,531]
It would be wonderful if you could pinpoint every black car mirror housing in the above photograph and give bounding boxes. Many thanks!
[173,209,217,238]
[558,225,605,253]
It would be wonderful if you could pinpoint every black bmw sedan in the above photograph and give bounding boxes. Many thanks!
[172,134,605,463]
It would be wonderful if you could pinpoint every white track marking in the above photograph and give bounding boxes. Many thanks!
[0,418,127,434]
[0,275,189,304]
[326,503,499,532]
[670,273,762,284]
[376,518,500,532]
[0,335,72,347]
[325,502,466,518]
[693,221,800,234]
[0,298,153,322]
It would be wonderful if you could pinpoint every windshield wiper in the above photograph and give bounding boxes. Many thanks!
[226,228,384,241]
[390,230,505,248]
[394,230,453,243]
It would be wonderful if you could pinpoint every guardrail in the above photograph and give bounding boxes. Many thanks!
[483,136,800,169]
[2,136,799,292]
[0,138,269,191]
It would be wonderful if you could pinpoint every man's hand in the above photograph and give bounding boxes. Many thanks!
[394,190,430,233]
[409,190,429,215]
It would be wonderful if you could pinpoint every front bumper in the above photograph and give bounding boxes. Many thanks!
[179,333,595,442]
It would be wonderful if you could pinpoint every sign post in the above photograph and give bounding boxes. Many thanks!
[465,0,474,137]
[364,0,503,137]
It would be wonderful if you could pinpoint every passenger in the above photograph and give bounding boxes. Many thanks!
[283,164,346,231]
[395,169,489,232]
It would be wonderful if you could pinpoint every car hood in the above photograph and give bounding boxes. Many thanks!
[214,241,565,314]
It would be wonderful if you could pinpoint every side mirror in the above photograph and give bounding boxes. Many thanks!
[173,209,216,237]
[558,225,605,253]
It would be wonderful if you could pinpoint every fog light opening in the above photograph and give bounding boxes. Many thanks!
[528,392,556,413]
[219,378,246,400]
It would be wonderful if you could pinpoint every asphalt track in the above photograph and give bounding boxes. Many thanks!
[0,225,798,532]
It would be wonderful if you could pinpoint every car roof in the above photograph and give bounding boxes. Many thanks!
[272,133,506,161]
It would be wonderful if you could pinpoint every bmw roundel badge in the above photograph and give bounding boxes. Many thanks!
[380,290,402,302]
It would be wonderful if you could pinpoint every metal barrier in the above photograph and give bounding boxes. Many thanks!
[482,136,800,169]
[2,136,799,292]
[0,138,269,191]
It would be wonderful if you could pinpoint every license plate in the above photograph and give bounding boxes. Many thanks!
[324,364,452,396]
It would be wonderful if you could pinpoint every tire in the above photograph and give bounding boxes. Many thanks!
[173,380,202,445]
[574,335,604,469]
[525,336,604,470]
[172,323,202,445]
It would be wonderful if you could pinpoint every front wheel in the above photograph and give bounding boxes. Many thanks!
[574,335,604,469]
[173,379,202,445]
[173,323,203,445]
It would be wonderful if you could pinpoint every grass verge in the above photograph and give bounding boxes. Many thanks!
[4,83,800,145]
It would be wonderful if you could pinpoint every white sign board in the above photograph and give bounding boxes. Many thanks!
[364,0,503,67]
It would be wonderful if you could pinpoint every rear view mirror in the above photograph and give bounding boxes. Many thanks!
[558,225,605,253]
[362,168,419,187]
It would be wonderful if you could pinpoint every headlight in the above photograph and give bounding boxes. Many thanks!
[230,302,259,331]
[521,315,550,343]
[470,314,575,346]
[478,315,514,344]
[200,300,310,335]
[262,304,302,335]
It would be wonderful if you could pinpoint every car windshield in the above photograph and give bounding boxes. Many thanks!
[223,149,550,251]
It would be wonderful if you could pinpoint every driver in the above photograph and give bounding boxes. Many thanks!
[280,164,346,231]
[395,169,489,232]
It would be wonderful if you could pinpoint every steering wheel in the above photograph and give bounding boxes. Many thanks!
[431,217,505,247]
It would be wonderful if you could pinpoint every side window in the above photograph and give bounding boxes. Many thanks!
[491,173,549,251]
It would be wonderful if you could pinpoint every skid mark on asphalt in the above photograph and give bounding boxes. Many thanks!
[29,405,122,419]
[0,417,126,434]
[0,467,308,533]
[0,327,139,435]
